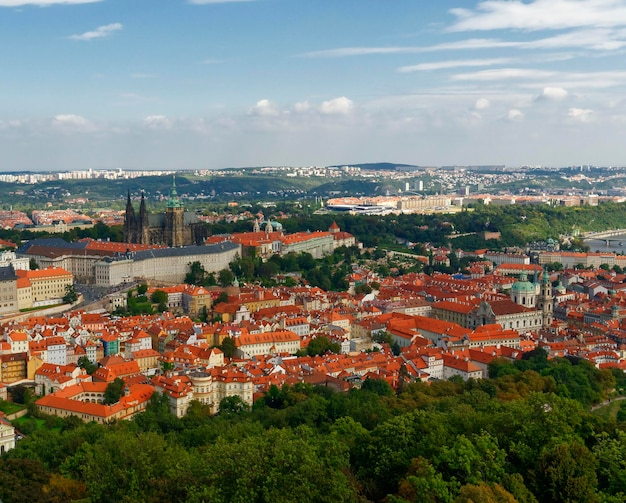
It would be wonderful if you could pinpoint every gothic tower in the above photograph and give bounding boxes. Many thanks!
[138,192,149,245]
[123,191,136,243]
[165,175,184,247]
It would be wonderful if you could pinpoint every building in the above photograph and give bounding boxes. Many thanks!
[0,352,28,383]
[124,177,208,247]
[36,382,154,424]
[0,416,16,454]
[235,330,301,358]
[214,221,356,260]
[93,242,241,287]
[0,265,18,315]
[15,266,73,309]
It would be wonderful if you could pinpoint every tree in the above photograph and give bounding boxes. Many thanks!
[185,261,207,285]
[29,257,39,270]
[103,378,125,405]
[533,441,599,503]
[218,269,234,287]
[62,284,78,304]
[219,395,250,415]
[362,377,394,396]
[77,356,97,375]
[454,483,517,503]
[10,384,34,404]
[137,283,148,295]
[213,291,229,306]
[392,457,456,503]
[150,289,168,312]
[219,336,237,358]
[305,336,341,356]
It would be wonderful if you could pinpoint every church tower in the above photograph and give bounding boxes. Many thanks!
[537,267,554,327]
[165,175,184,247]
[123,191,136,243]
[138,192,149,245]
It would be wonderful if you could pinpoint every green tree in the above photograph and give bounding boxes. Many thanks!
[77,356,97,375]
[392,457,456,503]
[62,284,78,304]
[218,268,234,287]
[185,261,207,285]
[219,395,250,415]
[305,336,341,356]
[137,283,148,295]
[188,427,359,503]
[592,431,626,495]
[361,377,395,397]
[150,289,168,312]
[219,336,237,358]
[103,378,125,405]
[532,441,599,503]
[0,458,54,503]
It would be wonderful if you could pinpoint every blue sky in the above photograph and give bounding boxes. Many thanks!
[2,0,626,170]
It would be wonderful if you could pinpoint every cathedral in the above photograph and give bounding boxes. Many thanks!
[123,177,208,247]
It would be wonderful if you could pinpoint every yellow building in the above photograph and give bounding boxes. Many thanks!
[16,266,73,309]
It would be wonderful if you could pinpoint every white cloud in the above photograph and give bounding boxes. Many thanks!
[303,28,626,61]
[507,109,524,121]
[293,101,312,113]
[143,115,171,129]
[568,107,594,122]
[52,114,94,132]
[69,23,122,41]
[474,98,490,110]
[248,99,280,116]
[398,57,513,72]
[320,97,354,115]
[53,114,87,126]
[538,87,569,100]
[449,0,626,32]
[0,0,100,5]
[452,68,555,81]
[301,46,425,58]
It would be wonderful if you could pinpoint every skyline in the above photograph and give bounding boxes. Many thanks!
[2,0,626,170]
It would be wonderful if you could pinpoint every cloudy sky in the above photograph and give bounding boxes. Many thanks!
[2,0,626,170]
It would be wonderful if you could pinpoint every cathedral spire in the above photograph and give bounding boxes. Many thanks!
[167,174,181,208]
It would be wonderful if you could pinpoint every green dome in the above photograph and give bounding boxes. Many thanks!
[511,273,535,294]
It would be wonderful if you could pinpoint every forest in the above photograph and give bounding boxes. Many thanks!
[2,349,626,503]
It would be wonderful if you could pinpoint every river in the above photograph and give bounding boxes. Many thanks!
[584,234,626,254]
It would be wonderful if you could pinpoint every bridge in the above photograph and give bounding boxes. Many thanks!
[583,229,626,245]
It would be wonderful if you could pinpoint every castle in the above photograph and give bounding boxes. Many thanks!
[123,177,208,247]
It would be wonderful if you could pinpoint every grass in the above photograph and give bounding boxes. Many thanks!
[0,400,26,416]
[591,398,626,420]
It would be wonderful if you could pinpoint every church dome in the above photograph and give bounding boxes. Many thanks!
[510,273,535,294]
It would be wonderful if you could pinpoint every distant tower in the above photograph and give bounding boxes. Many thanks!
[123,191,136,243]
[537,267,554,327]
[252,219,261,233]
[138,192,149,245]
[165,175,184,247]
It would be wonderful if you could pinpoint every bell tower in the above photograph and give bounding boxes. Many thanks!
[538,267,554,327]
[165,175,184,247]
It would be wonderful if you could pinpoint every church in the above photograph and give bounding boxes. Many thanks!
[123,177,208,247]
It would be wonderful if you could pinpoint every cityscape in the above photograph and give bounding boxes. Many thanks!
[3,0,626,502]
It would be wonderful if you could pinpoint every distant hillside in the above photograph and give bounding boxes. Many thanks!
[328,162,422,171]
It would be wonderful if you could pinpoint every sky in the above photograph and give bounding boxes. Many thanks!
[2,0,626,171]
